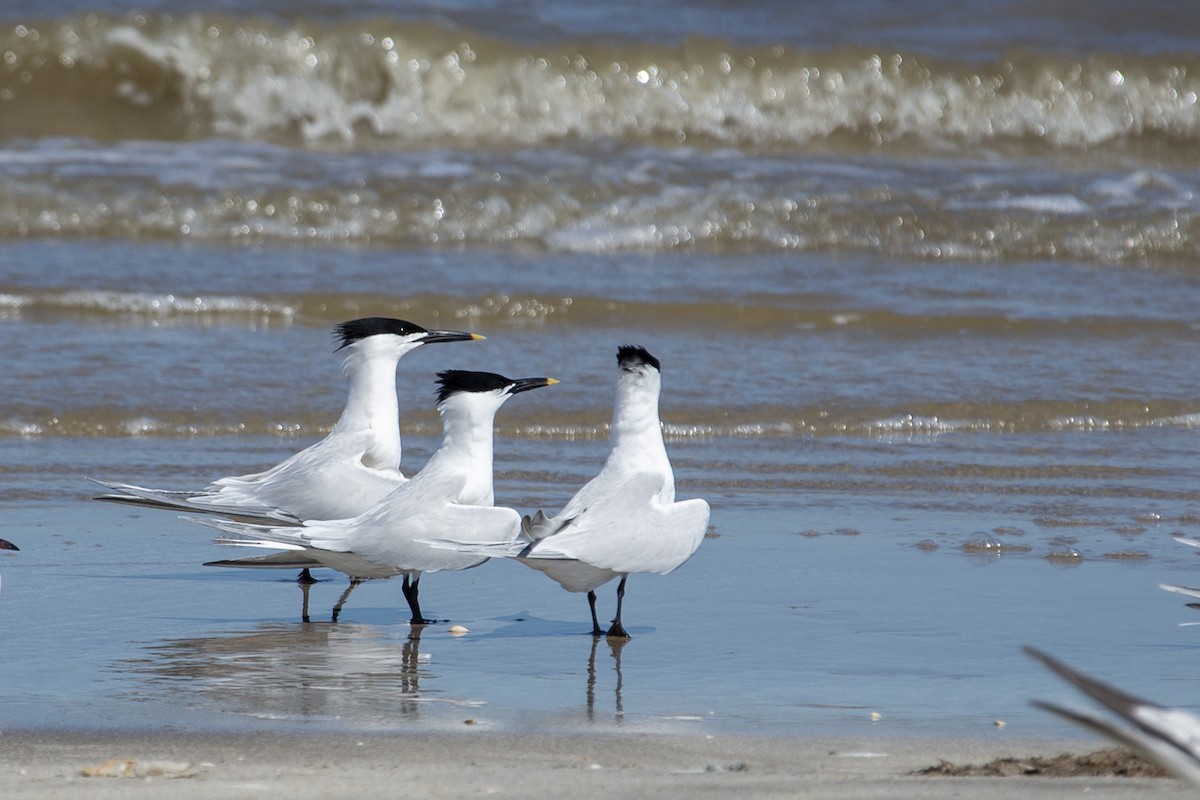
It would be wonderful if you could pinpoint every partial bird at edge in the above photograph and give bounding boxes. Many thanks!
[1025,645,1200,786]
[1158,534,1200,624]
[0,537,18,595]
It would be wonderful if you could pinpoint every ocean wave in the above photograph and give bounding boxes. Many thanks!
[4,287,1195,337]
[0,288,582,326]
[1,137,1198,263]
[2,14,1199,151]
[8,400,1200,440]
[0,287,297,320]
[860,415,984,434]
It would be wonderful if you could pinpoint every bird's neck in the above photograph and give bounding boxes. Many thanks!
[333,347,402,469]
[606,391,672,493]
[425,407,496,505]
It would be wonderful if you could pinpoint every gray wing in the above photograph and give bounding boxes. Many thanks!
[1026,646,1200,785]
[90,478,302,524]
[358,502,522,573]
[522,473,709,575]
[1160,583,1200,601]
[205,551,326,569]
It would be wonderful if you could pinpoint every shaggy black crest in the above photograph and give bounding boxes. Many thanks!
[435,370,515,404]
[617,345,660,372]
[334,318,428,350]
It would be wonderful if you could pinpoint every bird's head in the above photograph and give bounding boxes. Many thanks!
[615,344,662,398]
[435,370,558,417]
[334,317,483,359]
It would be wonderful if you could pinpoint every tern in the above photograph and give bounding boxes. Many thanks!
[1026,646,1200,785]
[93,318,482,525]
[191,370,558,625]
[427,345,709,638]
[0,537,18,594]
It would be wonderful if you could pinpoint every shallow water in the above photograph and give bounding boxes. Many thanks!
[3,0,1200,741]
[4,424,1200,739]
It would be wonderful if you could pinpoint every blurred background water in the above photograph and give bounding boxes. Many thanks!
[2,0,1200,739]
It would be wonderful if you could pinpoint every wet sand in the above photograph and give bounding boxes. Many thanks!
[0,730,1191,799]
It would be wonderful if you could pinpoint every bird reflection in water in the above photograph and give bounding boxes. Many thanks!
[295,575,368,624]
[117,623,440,723]
[291,574,383,624]
[586,635,627,723]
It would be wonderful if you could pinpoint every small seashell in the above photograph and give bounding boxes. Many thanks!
[80,758,196,778]
[80,758,137,778]
[448,625,469,636]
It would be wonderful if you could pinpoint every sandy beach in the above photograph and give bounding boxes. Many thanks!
[0,730,1191,799]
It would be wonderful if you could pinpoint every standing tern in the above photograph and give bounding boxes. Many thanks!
[427,345,709,638]
[191,370,558,624]
[1026,646,1200,785]
[93,318,482,526]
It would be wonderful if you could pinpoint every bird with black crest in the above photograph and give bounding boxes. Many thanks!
[427,345,709,638]
[93,317,483,524]
[193,369,558,625]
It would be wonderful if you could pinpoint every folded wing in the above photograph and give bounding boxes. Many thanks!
[91,478,302,524]
[521,472,709,575]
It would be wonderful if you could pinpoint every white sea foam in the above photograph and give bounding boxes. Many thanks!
[1048,416,1113,431]
[1151,413,1200,429]
[41,290,297,319]
[861,415,982,434]
[13,16,1200,150]
[999,194,1091,215]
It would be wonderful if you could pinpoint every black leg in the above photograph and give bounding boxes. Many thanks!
[605,576,631,639]
[402,573,434,625]
[297,568,317,584]
[587,590,603,636]
[331,578,363,623]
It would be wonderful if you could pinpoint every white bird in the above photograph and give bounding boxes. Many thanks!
[191,370,558,625]
[1158,534,1200,618]
[1026,646,1200,785]
[427,345,709,638]
[92,317,483,526]
[0,537,18,595]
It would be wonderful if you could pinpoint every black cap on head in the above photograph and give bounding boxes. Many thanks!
[334,318,429,350]
[617,345,660,372]
[436,371,516,404]
[435,370,557,404]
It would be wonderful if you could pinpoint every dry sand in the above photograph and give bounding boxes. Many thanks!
[0,730,1193,799]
